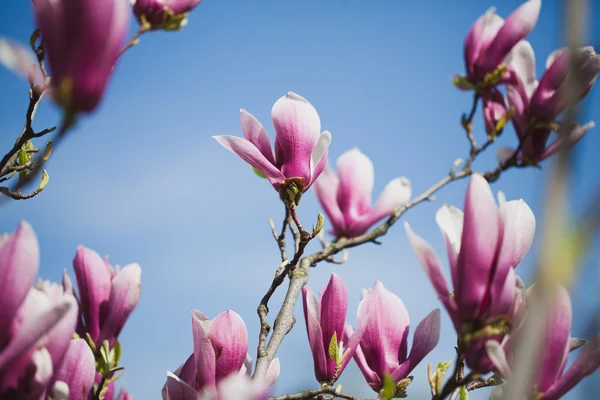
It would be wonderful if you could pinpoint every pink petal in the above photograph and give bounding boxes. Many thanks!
[482,88,507,134]
[307,131,331,190]
[208,310,249,382]
[192,311,216,390]
[541,122,595,161]
[506,84,529,139]
[485,340,512,378]
[369,177,411,223]
[0,38,42,84]
[240,109,275,164]
[464,7,504,79]
[507,40,537,96]
[455,174,503,320]
[348,325,381,391]
[301,286,327,382]
[356,281,409,378]
[542,335,600,400]
[271,92,321,185]
[165,372,201,400]
[338,317,370,378]
[117,388,134,400]
[52,338,96,400]
[213,135,285,190]
[392,309,441,381]
[335,148,375,220]
[319,274,348,378]
[97,263,141,346]
[313,164,345,235]
[500,199,536,268]
[0,222,39,339]
[482,0,541,72]
[535,285,573,393]
[264,358,280,388]
[435,204,463,289]
[73,245,113,342]
[404,222,458,319]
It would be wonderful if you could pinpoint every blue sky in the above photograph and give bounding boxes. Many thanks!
[1,0,600,399]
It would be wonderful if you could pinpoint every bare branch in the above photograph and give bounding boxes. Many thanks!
[269,385,375,400]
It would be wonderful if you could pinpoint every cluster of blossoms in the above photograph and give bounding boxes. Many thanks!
[0,223,140,399]
[1,0,600,399]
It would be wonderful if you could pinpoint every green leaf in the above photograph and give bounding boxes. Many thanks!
[436,361,452,375]
[252,166,267,179]
[112,339,122,365]
[328,332,339,364]
[380,373,395,400]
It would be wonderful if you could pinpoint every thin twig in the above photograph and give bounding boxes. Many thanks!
[114,24,149,67]
[269,385,375,400]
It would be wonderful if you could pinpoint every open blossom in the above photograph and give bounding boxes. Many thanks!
[462,0,541,84]
[314,148,411,238]
[133,0,203,29]
[405,174,535,373]
[31,0,130,114]
[165,373,271,400]
[302,274,367,384]
[350,282,440,392]
[50,338,96,400]
[0,222,79,398]
[213,92,331,198]
[504,41,600,162]
[163,310,279,400]
[487,285,600,400]
[71,245,141,348]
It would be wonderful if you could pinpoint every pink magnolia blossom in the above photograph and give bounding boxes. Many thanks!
[487,285,600,400]
[463,0,541,84]
[405,174,535,373]
[302,274,367,384]
[505,41,600,162]
[0,222,79,398]
[50,338,96,400]
[350,281,440,392]
[117,387,134,400]
[133,0,203,28]
[314,148,411,238]
[31,0,130,114]
[213,92,331,195]
[164,373,271,400]
[163,310,279,400]
[71,245,142,348]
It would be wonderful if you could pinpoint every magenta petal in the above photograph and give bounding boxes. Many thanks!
[313,164,345,236]
[73,245,113,342]
[392,309,441,381]
[535,286,573,392]
[482,0,541,72]
[240,109,275,164]
[0,222,39,338]
[542,335,600,400]
[212,135,285,189]
[208,310,249,382]
[508,40,537,95]
[464,7,504,79]
[455,174,503,319]
[97,263,141,346]
[338,318,369,377]
[482,88,507,134]
[192,311,216,390]
[117,388,133,400]
[178,353,197,387]
[541,122,595,161]
[165,372,201,400]
[301,286,327,382]
[349,328,381,391]
[272,92,321,184]
[356,281,409,378]
[319,274,348,378]
[335,148,375,220]
[0,294,73,371]
[52,338,95,400]
[435,205,463,289]
[404,222,458,318]
[487,266,517,319]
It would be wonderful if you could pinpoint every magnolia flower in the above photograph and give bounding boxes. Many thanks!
[0,222,79,399]
[302,274,367,384]
[117,387,134,400]
[314,148,411,238]
[405,174,536,373]
[31,0,130,114]
[487,285,600,400]
[50,338,96,400]
[162,310,279,400]
[133,0,203,30]
[504,41,600,162]
[462,0,541,85]
[213,92,331,199]
[72,245,142,348]
[350,282,440,393]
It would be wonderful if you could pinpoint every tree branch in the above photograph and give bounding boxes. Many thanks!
[269,385,376,400]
